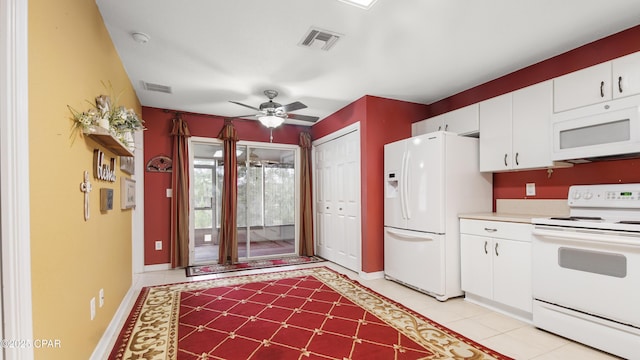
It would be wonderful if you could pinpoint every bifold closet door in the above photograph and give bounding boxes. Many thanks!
[314,130,361,272]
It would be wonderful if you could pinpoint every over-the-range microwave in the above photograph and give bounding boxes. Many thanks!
[552,94,640,163]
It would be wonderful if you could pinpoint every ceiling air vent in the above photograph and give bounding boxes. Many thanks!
[141,81,173,94]
[299,27,342,51]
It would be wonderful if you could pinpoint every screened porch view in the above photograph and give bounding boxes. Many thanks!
[192,143,297,264]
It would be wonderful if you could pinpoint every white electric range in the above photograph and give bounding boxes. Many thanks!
[532,183,640,359]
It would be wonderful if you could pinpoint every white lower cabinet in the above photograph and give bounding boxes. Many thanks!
[460,219,533,316]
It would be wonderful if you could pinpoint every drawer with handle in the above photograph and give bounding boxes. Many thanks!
[460,219,532,242]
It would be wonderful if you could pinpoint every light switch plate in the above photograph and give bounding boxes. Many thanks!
[526,183,536,196]
[90,297,96,320]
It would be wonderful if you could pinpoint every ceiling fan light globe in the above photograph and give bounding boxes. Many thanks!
[258,115,284,128]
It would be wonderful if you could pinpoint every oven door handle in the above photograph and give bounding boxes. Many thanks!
[533,228,640,247]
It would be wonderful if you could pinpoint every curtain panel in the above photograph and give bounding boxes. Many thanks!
[170,116,191,268]
[299,132,314,256]
[218,120,239,264]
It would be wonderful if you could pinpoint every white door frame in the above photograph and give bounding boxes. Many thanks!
[1,0,34,359]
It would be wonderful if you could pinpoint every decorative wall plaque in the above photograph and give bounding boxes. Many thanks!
[146,155,172,172]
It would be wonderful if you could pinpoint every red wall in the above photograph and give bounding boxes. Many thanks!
[311,96,430,273]
[493,159,640,199]
[429,25,640,117]
[428,24,640,204]
[142,107,307,265]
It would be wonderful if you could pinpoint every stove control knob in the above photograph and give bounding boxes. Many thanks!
[584,192,593,200]
[573,192,581,199]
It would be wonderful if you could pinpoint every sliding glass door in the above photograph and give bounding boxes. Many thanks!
[237,145,297,259]
[191,142,223,264]
[190,139,299,265]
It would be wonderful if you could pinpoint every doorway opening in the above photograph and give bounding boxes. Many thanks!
[189,138,299,265]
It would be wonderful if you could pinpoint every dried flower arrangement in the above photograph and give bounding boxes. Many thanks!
[68,83,144,146]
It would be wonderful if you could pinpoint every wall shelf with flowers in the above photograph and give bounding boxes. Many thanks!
[83,125,134,157]
[69,86,144,157]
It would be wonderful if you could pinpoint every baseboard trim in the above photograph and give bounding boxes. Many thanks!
[144,263,171,272]
[358,270,384,280]
[89,285,139,360]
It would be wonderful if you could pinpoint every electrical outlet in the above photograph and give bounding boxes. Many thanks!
[99,289,104,308]
[166,189,172,198]
[90,297,96,320]
[526,183,536,196]
[155,240,162,250]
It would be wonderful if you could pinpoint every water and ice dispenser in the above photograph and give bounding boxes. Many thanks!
[386,171,399,198]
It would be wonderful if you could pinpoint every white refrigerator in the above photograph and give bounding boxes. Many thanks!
[384,131,492,301]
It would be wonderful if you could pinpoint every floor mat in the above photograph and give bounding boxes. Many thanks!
[185,255,325,277]
[109,266,512,360]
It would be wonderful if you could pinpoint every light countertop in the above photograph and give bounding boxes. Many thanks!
[459,199,570,224]
[458,212,542,224]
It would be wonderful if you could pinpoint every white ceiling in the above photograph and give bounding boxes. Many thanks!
[96,0,640,126]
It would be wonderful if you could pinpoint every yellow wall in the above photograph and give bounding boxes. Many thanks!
[29,0,139,358]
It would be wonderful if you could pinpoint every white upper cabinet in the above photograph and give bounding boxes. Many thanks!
[412,104,479,136]
[479,93,512,171]
[412,113,445,135]
[446,104,479,135]
[480,81,557,172]
[554,51,640,112]
[612,51,640,99]
[553,62,611,112]
[512,81,555,169]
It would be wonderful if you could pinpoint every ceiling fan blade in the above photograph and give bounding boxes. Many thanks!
[287,113,320,122]
[229,101,260,111]
[282,101,307,112]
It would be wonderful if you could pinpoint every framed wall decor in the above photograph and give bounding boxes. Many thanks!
[120,156,135,175]
[100,188,114,211]
[146,155,172,172]
[121,177,136,209]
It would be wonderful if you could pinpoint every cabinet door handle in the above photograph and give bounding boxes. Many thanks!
[600,81,605,97]
[445,124,449,131]
[438,125,442,131]
[619,76,623,93]
[484,241,488,254]
[339,207,343,211]
[326,206,329,210]
[503,154,508,167]
[495,242,499,256]
[484,227,497,233]
[515,152,519,166]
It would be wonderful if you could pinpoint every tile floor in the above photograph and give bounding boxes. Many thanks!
[106,261,621,360]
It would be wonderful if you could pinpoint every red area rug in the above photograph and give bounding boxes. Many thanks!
[186,255,324,277]
[109,267,512,359]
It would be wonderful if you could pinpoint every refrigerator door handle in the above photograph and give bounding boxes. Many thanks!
[399,151,407,219]
[386,227,435,241]
[404,150,411,220]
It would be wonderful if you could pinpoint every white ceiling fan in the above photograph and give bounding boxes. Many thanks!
[230,90,320,128]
